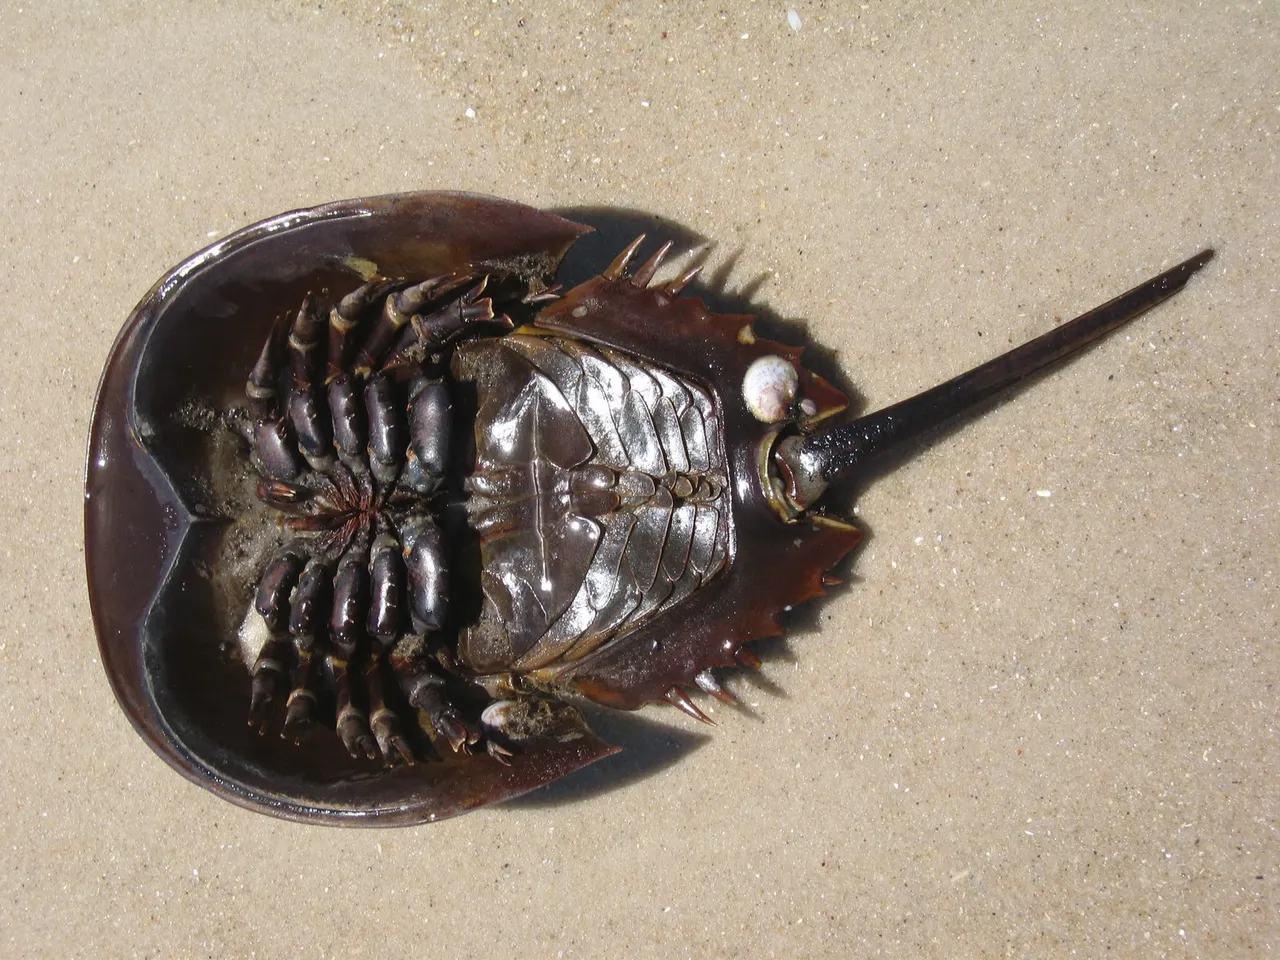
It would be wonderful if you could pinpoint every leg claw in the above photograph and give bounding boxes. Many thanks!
[371,709,415,765]
[435,713,477,755]
[246,686,275,736]
[282,691,317,744]
[337,708,378,761]
[486,739,515,766]
[247,640,292,735]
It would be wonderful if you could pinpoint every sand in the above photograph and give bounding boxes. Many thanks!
[1,2,1276,956]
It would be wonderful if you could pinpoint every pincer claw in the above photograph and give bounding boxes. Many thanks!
[372,708,416,765]
[337,707,378,761]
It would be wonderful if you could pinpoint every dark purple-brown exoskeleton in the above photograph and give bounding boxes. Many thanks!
[85,192,1212,824]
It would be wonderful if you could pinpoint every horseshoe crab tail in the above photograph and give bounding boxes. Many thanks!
[777,248,1215,509]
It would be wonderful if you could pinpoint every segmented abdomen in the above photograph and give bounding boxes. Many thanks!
[453,332,731,675]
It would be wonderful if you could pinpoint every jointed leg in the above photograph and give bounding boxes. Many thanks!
[281,556,330,742]
[246,549,304,733]
[367,645,414,764]
[363,533,413,763]
[329,539,377,760]
[246,316,303,481]
[353,275,473,376]
[287,293,337,472]
[391,644,478,755]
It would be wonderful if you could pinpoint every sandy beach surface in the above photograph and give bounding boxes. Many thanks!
[1,2,1276,956]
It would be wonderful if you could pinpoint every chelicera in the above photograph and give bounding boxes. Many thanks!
[85,192,1212,824]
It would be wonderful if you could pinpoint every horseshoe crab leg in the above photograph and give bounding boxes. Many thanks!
[777,248,1215,508]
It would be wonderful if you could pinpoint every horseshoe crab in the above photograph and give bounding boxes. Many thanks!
[84,191,1213,824]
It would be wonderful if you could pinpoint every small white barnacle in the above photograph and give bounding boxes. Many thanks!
[742,354,800,423]
[480,700,519,736]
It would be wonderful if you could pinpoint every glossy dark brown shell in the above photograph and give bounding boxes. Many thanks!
[86,191,862,824]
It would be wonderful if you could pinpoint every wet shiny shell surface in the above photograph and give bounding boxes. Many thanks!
[454,332,732,675]
[85,191,860,824]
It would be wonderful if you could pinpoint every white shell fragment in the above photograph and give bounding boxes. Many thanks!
[743,354,800,423]
[480,700,518,735]
[236,603,271,669]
